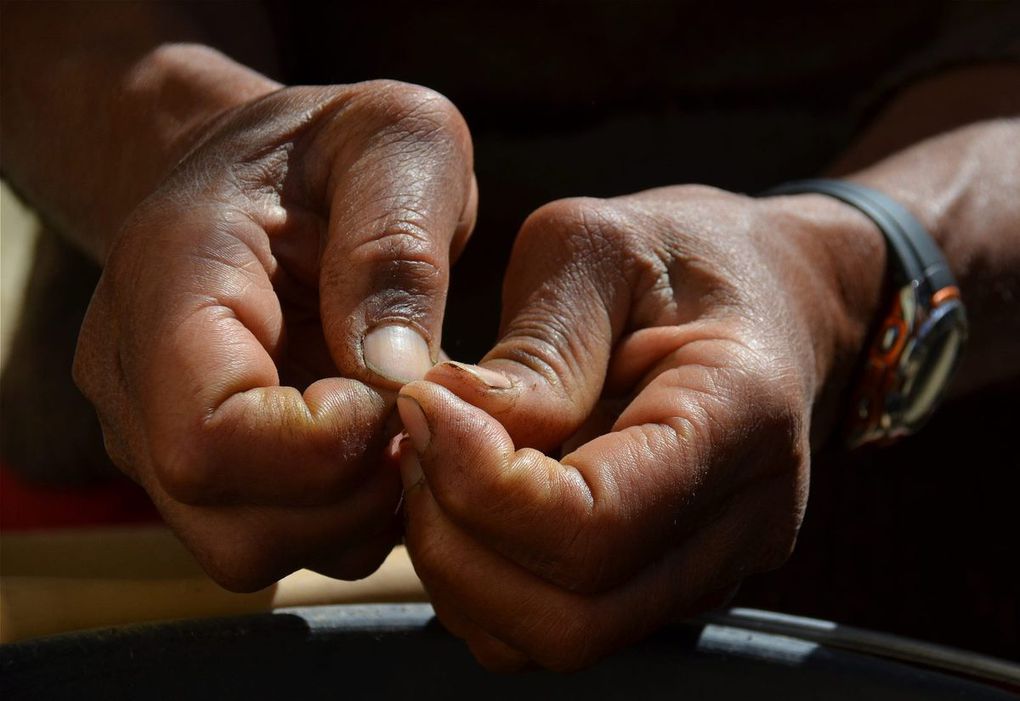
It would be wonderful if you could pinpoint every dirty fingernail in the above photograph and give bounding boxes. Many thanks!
[364,324,433,384]
[397,395,431,452]
[442,360,513,389]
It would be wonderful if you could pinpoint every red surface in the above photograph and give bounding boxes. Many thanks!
[0,460,160,532]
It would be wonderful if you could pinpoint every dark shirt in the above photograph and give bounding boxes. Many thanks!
[2,0,1016,660]
[268,1,1020,360]
[265,2,1020,658]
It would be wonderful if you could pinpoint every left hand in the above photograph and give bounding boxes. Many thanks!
[72,81,477,591]
[395,185,885,670]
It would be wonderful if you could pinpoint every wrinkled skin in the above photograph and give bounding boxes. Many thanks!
[74,80,879,663]
[396,187,880,671]
[74,82,477,591]
[9,9,1015,672]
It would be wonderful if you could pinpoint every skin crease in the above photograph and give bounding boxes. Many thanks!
[398,112,1020,670]
[2,17,479,590]
[3,4,1020,671]
[73,81,480,591]
[396,189,849,671]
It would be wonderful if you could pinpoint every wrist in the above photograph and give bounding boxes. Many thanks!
[840,120,1020,395]
[757,193,888,446]
[99,44,280,259]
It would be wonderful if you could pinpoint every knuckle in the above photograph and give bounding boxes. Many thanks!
[661,394,718,462]
[522,197,594,232]
[150,427,219,505]
[355,80,469,148]
[352,248,445,322]
[520,197,625,248]
[349,220,445,277]
[196,537,286,593]
[496,315,580,380]
[715,344,809,470]
[747,367,809,470]
[659,183,730,205]
[517,197,645,283]
[339,209,448,310]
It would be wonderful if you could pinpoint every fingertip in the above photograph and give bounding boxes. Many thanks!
[397,381,520,525]
[445,352,597,452]
[427,359,586,451]
[399,379,514,455]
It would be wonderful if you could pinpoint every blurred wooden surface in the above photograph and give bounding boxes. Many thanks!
[1,185,427,645]
[0,526,426,643]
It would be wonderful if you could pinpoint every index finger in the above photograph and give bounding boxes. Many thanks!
[398,332,803,593]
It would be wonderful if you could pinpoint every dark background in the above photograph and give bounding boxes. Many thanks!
[2,0,1016,660]
[266,1,1020,658]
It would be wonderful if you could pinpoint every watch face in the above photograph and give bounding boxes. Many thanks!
[898,298,968,430]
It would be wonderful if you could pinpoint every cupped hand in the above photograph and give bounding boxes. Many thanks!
[74,81,476,591]
[397,186,884,670]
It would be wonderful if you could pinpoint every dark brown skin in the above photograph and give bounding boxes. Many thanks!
[3,2,1019,669]
[394,82,1020,669]
[3,7,477,590]
[71,81,477,590]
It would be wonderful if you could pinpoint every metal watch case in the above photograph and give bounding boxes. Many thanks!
[847,282,968,448]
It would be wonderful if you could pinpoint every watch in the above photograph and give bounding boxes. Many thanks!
[765,179,969,448]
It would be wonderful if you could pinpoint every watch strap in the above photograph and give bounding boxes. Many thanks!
[763,179,958,296]
[762,178,967,448]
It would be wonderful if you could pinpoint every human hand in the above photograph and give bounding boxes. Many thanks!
[74,81,476,590]
[396,186,884,669]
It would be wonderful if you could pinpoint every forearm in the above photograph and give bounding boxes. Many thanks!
[766,65,1019,444]
[0,2,279,262]
[833,64,1020,396]
[846,117,1020,396]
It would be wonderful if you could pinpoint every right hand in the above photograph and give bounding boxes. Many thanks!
[73,81,477,591]
[396,186,883,670]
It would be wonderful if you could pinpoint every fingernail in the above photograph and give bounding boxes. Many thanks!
[364,324,433,384]
[399,442,424,489]
[397,395,430,452]
[441,360,513,389]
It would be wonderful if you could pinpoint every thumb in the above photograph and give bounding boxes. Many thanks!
[317,82,477,388]
[428,197,633,450]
